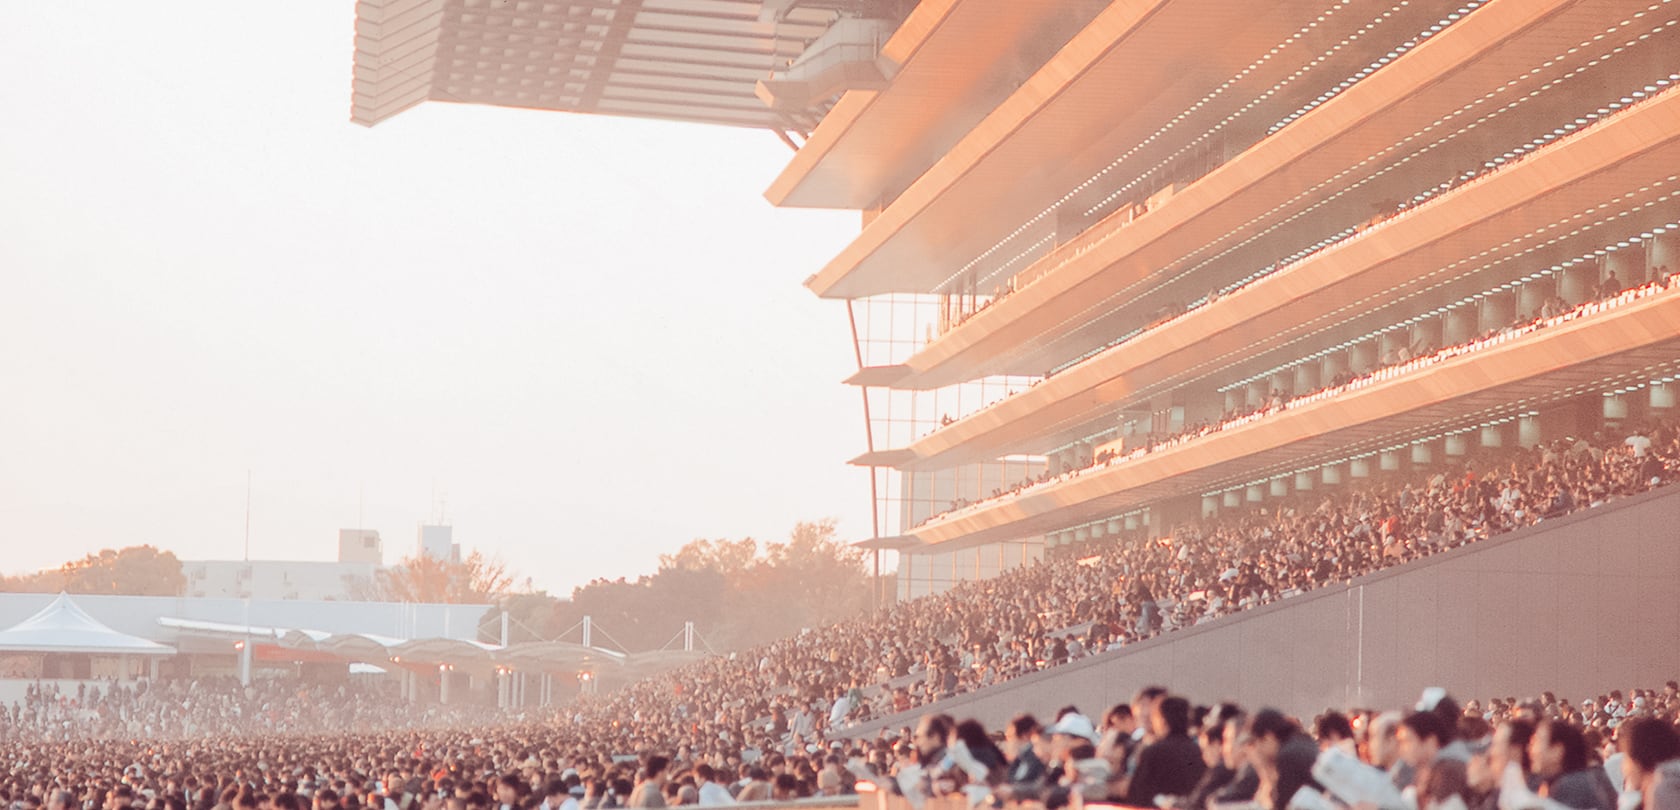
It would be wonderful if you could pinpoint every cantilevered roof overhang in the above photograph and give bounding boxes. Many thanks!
[352,0,853,130]
[801,0,1562,299]
[863,0,1678,390]
[910,291,1680,548]
[864,87,1680,471]
[765,0,1106,209]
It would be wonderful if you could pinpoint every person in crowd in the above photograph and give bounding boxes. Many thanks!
[1530,719,1616,810]
[1125,695,1206,807]
[1618,717,1680,810]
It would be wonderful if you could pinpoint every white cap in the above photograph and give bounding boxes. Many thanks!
[1047,713,1100,743]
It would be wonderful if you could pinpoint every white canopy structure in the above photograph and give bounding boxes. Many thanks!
[0,593,173,656]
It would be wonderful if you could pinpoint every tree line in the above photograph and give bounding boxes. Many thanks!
[0,519,877,655]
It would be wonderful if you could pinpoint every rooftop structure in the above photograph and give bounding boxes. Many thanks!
[350,0,1680,600]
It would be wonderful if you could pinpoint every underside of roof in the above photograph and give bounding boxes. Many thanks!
[352,0,912,131]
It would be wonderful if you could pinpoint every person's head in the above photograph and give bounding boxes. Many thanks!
[1153,696,1192,738]
[642,757,669,783]
[1529,719,1588,780]
[769,775,797,802]
[691,765,715,787]
[1399,711,1450,770]
[1102,704,1136,736]
[313,790,340,810]
[1005,714,1041,758]
[814,769,841,798]
[1315,712,1355,751]
[1617,717,1680,792]
[1490,718,1535,776]
[914,715,953,757]
[49,792,75,810]
[495,776,521,807]
[1220,713,1250,771]
[1244,709,1296,766]
[953,719,993,753]
[1133,687,1168,736]
[1200,721,1226,768]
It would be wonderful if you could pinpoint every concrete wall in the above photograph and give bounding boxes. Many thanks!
[844,485,1680,732]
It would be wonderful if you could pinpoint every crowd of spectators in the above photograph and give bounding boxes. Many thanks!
[11,409,1675,761]
[923,273,1680,526]
[2,410,1675,797]
[495,408,1680,788]
[835,681,1680,810]
[0,679,508,742]
[2,679,1677,810]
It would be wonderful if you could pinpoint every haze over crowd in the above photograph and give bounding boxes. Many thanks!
[0,2,871,593]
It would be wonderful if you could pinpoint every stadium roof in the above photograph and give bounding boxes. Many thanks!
[351,0,911,132]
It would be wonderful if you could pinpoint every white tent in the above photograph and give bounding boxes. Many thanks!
[0,593,173,655]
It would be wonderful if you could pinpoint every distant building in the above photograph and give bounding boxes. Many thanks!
[337,529,383,564]
[180,560,379,601]
[417,525,458,562]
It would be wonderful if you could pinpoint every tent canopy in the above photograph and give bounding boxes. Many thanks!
[0,593,174,656]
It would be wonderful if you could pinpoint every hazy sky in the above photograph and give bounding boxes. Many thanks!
[0,3,874,594]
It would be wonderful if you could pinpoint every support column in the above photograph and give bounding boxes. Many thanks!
[1445,307,1479,343]
[439,667,452,705]
[1348,340,1378,374]
[1651,233,1679,281]
[1378,330,1407,363]
[1606,248,1645,288]
[1293,363,1321,395]
[1480,424,1505,448]
[1411,318,1443,354]
[1481,291,1517,332]
[1517,278,1553,321]
[1323,352,1349,385]
[1653,383,1677,410]
[1560,262,1597,304]
[1604,394,1630,421]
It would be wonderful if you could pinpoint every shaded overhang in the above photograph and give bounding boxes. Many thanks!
[497,640,627,670]
[766,0,1106,209]
[911,291,1680,547]
[865,83,1680,471]
[801,0,1562,299]
[852,535,922,551]
[352,0,856,131]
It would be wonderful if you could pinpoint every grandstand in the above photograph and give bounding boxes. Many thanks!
[351,0,1680,601]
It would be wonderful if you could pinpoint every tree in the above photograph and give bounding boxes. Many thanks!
[53,545,186,596]
[368,550,516,603]
[547,520,870,653]
[658,537,758,575]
